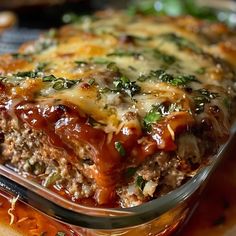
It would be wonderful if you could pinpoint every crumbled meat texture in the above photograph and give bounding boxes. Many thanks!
[117,152,186,208]
[0,116,97,200]
[0,116,203,207]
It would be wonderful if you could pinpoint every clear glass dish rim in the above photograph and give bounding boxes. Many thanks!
[0,122,235,230]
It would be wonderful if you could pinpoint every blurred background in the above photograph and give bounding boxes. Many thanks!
[0,0,236,53]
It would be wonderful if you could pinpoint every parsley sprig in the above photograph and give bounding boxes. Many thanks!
[144,103,182,131]
[160,33,202,54]
[136,176,146,191]
[138,69,199,87]
[114,141,126,157]
[42,75,78,90]
[113,76,141,97]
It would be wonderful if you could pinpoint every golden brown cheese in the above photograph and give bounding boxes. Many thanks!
[0,11,235,207]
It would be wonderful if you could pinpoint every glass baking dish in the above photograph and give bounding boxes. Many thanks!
[0,1,236,235]
[0,122,235,236]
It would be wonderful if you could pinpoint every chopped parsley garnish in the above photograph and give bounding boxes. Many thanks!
[36,62,48,72]
[160,33,202,54]
[114,141,126,157]
[107,49,142,59]
[194,89,218,114]
[88,78,95,86]
[136,176,146,191]
[42,75,78,90]
[106,62,120,73]
[99,87,111,94]
[53,79,77,90]
[195,67,206,75]
[15,71,39,78]
[143,103,182,131]
[153,49,176,65]
[170,75,199,86]
[75,60,88,67]
[42,74,56,82]
[138,69,199,87]
[113,76,141,97]
[130,35,153,41]
[143,108,162,131]
[91,58,111,64]
[14,62,47,78]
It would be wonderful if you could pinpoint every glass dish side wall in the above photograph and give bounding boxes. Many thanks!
[71,193,200,236]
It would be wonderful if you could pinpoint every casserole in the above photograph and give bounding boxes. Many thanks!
[0,8,236,236]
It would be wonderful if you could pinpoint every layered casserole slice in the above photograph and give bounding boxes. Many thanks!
[0,11,235,207]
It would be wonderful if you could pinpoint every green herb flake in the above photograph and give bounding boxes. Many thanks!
[154,49,176,65]
[171,75,199,86]
[149,70,199,86]
[88,78,95,86]
[113,76,141,97]
[143,103,182,130]
[56,232,66,236]
[136,176,146,191]
[99,87,111,94]
[114,141,126,157]
[36,62,48,72]
[107,62,120,72]
[15,71,38,78]
[160,33,202,54]
[107,49,142,59]
[195,67,206,75]
[46,28,57,38]
[75,60,88,67]
[43,75,77,90]
[143,109,161,130]
[137,74,149,82]
[91,58,111,65]
[55,79,77,90]
[42,74,56,82]
[130,35,152,41]
[52,79,65,90]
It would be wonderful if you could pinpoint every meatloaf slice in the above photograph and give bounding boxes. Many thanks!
[0,10,235,207]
